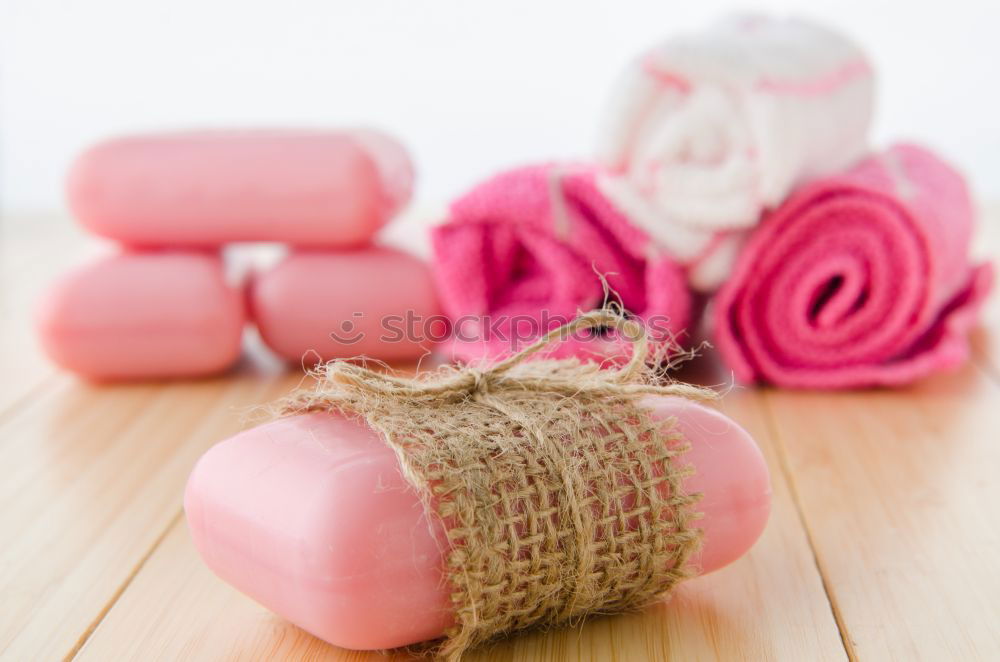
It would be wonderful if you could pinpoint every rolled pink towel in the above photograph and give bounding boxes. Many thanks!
[713,144,993,388]
[431,164,691,361]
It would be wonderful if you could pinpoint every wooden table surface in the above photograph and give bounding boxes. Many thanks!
[1,213,998,662]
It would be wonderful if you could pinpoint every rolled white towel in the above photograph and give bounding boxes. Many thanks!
[597,14,875,291]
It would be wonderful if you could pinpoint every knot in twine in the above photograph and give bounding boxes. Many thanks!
[296,309,713,408]
[279,310,714,660]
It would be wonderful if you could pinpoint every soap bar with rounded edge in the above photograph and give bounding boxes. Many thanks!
[185,396,771,651]
[67,128,413,247]
[250,247,441,363]
[35,252,245,380]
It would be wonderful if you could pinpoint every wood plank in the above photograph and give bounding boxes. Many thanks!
[762,364,1000,660]
[75,389,847,661]
[74,522,426,662]
[18,202,996,658]
[0,367,299,660]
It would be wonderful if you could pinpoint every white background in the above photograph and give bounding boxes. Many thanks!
[2,0,998,217]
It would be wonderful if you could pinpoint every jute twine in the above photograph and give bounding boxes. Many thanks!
[278,310,714,660]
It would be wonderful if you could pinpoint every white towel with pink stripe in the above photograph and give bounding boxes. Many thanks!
[597,14,875,291]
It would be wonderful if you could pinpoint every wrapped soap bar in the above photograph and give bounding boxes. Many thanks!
[250,247,440,363]
[68,128,413,247]
[186,312,771,656]
[35,252,245,380]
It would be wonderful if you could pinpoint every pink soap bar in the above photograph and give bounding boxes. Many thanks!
[67,129,413,247]
[185,396,771,650]
[35,252,245,380]
[250,248,441,363]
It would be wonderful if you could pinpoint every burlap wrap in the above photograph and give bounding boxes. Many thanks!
[279,311,712,660]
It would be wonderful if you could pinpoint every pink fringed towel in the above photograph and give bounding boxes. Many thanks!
[431,164,691,361]
[714,144,993,389]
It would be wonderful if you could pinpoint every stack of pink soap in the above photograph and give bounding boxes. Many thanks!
[36,129,439,381]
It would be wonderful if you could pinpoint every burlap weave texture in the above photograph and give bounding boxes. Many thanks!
[280,311,709,659]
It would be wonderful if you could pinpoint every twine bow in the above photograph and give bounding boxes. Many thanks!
[290,309,715,411]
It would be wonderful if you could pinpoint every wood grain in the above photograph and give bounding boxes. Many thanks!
[0,369,300,660]
[763,365,1000,660]
[75,389,846,662]
[0,211,996,661]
